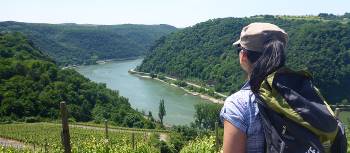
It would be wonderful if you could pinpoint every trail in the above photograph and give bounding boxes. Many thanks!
[0,137,30,149]
[70,124,169,142]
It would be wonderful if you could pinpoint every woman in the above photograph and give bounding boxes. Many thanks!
[220,22,288,153]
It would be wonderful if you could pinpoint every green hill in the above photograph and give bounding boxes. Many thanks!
[0,32,155,128]
[0,21,177,65]
[138,15,350,104]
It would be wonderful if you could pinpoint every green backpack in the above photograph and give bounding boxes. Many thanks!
[255,67,347,153]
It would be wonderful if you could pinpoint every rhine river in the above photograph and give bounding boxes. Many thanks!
[76,59,212,125]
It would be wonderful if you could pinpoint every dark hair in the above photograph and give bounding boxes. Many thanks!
[245,50,262,63]
[248,39,286,93]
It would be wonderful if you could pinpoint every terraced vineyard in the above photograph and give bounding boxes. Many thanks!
[0,123,160,153]
[0,111,349,153]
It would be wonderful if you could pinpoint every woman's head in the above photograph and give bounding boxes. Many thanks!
[233,23,288,93]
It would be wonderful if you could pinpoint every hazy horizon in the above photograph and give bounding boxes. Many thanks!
[1,12,348,28]
[1,0,349,28]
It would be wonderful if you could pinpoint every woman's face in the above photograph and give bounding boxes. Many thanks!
[239,50,253,76]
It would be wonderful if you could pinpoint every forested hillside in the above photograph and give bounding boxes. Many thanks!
[0,32,155,128]
[138,14,350,104]
[0,22,177,65]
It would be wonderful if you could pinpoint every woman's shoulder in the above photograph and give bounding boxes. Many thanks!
[220,87,259,134]
[225,88,254,105]
[223,89,256,115]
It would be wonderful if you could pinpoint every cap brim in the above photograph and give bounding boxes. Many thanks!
[232,39,240,46]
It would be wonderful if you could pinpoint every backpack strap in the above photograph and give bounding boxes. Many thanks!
[255,95,285,153]
[330,119,348,153]
[255,94,326,153]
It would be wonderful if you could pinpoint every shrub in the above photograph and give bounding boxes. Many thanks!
[24,116,40,123]
[180,135,218,153]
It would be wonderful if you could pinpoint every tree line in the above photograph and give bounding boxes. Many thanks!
[138,14,350,104]
[0,32,156,129]
[0,22,177,66]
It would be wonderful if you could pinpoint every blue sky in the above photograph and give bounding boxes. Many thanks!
[1,0,349,27]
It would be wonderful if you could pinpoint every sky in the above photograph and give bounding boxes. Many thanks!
[1,0,349,28]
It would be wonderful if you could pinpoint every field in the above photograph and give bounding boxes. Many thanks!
[0,110,349,153]
[0,123,160,153]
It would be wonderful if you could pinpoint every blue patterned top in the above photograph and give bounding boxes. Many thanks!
[220,82,265,153]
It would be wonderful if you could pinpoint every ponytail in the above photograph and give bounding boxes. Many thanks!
[249,39,286,93]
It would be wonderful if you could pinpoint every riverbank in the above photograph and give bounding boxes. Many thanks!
[77,59,205,125]
[62,56,143,69]
[128,69,226,104]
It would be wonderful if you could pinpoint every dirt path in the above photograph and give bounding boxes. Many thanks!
[70,124,149,133]
[70,124,167,133]
[0,137,29,149]
[70,124,169,141]
[159,133,168,141]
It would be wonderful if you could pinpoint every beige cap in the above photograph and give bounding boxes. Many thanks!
[233,22,288,52]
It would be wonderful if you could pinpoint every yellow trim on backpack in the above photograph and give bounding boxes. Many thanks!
[258,69,338,145]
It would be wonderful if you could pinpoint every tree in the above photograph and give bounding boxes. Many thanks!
[0,33,155,128]
[341,99,349,105]
[194,103,222,130]
[158,99,166,125]
[150,73,157,79]
[0,22,177,66]
[138,16,350,104]
[148,111,154,121]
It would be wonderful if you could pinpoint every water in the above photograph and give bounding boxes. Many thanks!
[76,59,211,125]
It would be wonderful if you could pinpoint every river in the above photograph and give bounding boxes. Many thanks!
[75,59,211,125]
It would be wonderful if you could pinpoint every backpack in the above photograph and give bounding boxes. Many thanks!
[254,67,347,153]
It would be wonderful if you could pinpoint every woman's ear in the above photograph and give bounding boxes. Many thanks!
[240,51,248,64]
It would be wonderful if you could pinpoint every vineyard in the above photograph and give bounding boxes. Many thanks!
[0,110,348,153]
[0,123,159,153]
